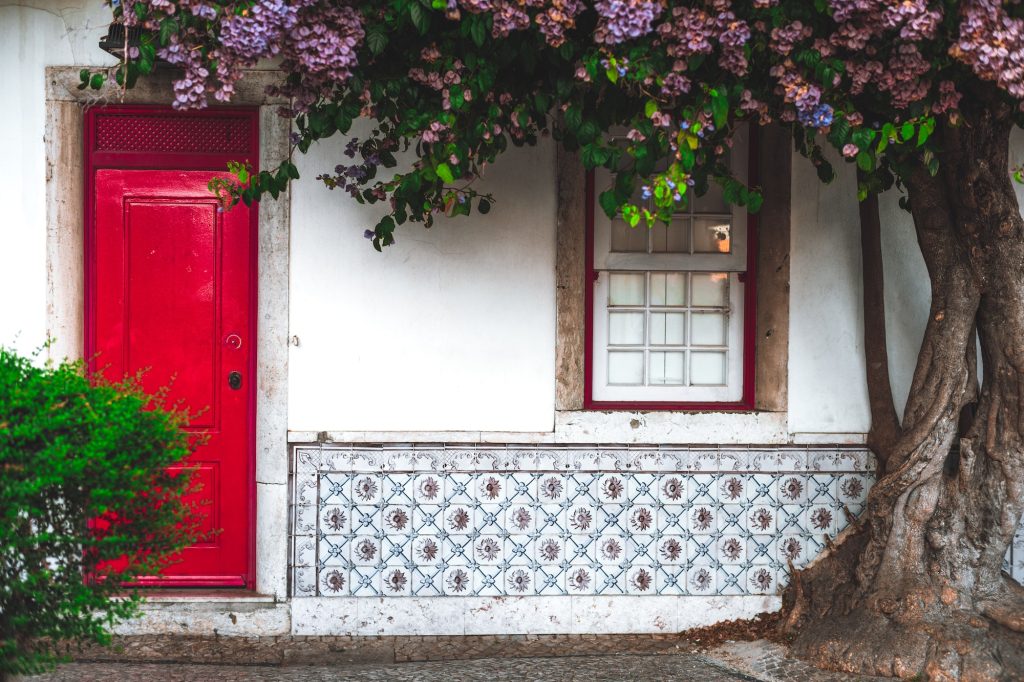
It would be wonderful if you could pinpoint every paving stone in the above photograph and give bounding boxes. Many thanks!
[702,640,890,682]
[20,635,897,681]
[20,655,753,682]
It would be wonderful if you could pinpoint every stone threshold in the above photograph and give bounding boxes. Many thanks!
[71,634,710,667]
[127,589,276,604]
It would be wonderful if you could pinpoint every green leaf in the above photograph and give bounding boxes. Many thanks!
[598,189,620,219]
[436,162,455,184]
[678,145,695,171]
[711,91,728,128]
[367,29,388,56]
[89,73,104,90]
[746,192,764,214]
[900,122,914,142]
[856,151,874,172]
[470,18,486,47]
[159,18,178,46]
[644,100,658,118]
[917,118,935,146]
[409,3,429,33]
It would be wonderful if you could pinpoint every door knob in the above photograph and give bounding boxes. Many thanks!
[228,371,242,390]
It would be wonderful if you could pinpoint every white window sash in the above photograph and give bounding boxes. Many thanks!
[591,271,745,403]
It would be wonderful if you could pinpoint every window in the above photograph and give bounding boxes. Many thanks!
[585,128,756,409]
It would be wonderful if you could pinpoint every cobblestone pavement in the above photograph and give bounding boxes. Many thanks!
[22,654,756,682]
[703,641,889,682]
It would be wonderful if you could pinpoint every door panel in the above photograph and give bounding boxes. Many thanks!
[93,169,252,586]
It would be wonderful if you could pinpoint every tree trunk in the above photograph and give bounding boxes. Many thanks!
[859,180,902,469]
[782,97,1024,680]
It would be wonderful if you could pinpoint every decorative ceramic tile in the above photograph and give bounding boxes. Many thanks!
[290,444,1024,596]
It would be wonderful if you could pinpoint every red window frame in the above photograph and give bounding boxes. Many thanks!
[583,129,759,412]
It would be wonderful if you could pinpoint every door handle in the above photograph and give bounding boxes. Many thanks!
[228,371,243,390]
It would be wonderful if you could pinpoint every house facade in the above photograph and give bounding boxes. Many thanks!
[2,1,1023,639]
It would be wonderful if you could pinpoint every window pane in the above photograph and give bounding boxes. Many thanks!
[691,273,728,307]
[651,219,689,253]
[649,352,684,385]
[691,312,726,346]
[609,273,645,306]
[692,217,732,254]
[609,311,645,345]
[649,272,686,307]
[691,351,726,385]
[650,312,685,346]
[693,183,728,213]
[609,352,644,385]
[611,218,647,253]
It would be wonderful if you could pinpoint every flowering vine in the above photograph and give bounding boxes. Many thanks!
[85,0,1024,247]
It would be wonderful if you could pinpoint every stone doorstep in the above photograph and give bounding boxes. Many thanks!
[68,634,703,667]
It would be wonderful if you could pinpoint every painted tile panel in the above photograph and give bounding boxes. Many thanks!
[291,445,1024,597]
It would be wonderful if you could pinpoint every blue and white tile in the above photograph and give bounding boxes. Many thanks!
[685,563,717,595]
[655,535,686,566]
[625,563,657,595]
[747,535,777,565]
[628,474,659,505]
[350,474,383,505]
[747,565,777,595]
[317,535,348,567]
[776,474,808,505]
[566,565,596,595]
[805,505,838,536]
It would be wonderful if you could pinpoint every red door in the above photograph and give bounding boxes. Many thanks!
[86,108,257,588]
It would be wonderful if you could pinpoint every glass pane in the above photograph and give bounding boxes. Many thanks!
[609,352,644,385]
[651,219,689,253]
[691,273,728,307]
[693,183,729,213]
[609,273,645,305]
[609,312,645,345]
[693,217,732,254]
[611,218,647,253]
[691,351,726,385]
[691,312,727,346]
[649,352,684,385]
[650,272,686,307]
[650,312,685,346]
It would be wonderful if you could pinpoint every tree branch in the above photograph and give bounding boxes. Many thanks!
[859,184,901,473]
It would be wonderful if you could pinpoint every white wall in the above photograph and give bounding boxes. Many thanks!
[878,188,929,420]
[788,152,872,435]
[287,134,558,432]
[0,1,112,355]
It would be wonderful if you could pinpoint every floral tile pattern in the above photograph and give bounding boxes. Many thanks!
[291,445,1024,597]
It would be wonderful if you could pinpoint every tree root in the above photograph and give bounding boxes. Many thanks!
[978,576,1024,633]
[786,604,1024,680]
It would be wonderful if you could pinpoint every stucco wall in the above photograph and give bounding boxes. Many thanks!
[287,135,558,433]
[0,1,112,355]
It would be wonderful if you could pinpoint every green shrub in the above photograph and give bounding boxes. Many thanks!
[0,347,201,678]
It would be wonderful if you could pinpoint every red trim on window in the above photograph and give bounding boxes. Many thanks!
[583,127,760,412]
[83,104,260,590]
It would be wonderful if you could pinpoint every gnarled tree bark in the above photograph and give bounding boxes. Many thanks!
[782,92,1024,680]
[860,180,902,471]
